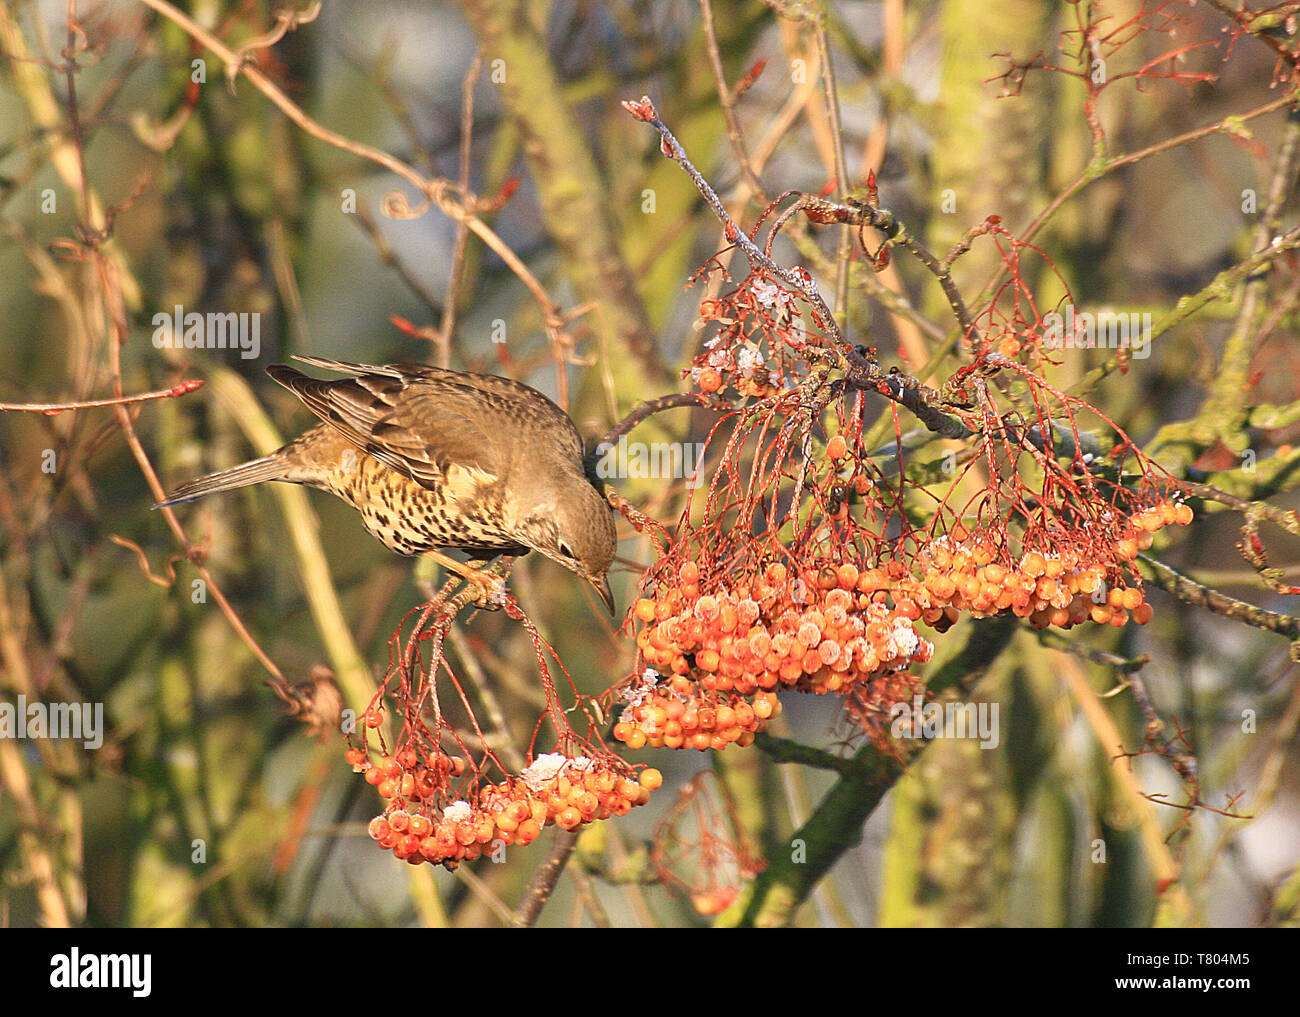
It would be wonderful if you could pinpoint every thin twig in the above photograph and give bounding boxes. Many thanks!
[812,15,851,318]
[437,48,484,370]
[0,379,203,413]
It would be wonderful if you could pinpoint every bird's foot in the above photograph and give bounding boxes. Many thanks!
[423,549,513,612]
[460,564,509,610]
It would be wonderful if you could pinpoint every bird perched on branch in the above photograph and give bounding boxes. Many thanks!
[157,356,617,614]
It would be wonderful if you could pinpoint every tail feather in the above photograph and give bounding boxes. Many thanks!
[154,455,287,508]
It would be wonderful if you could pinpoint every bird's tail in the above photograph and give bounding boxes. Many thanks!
[154,454,287,508]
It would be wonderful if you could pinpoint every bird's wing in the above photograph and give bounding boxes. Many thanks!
[267,358,582,490]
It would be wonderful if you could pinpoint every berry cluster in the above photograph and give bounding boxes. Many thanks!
[614,673,780,751]
[350,744,462,802]
[903,499,1192,630]
[354,747,661,869]
[685,271,819,398]
[615,560,934,753]
[632,560,935,696]
[614,500,1192,753]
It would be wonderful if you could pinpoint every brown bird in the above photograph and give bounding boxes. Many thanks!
[157,356,617,613]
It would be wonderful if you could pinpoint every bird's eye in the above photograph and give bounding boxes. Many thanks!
[558,541,576,559]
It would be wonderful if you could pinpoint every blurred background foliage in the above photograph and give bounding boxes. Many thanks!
[0,0,1298,927]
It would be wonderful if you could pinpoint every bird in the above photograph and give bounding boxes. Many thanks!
[156,356,618,614]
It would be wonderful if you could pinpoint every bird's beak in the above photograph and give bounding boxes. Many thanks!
[588,574,616,616]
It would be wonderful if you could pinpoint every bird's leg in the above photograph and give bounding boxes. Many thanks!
[423,548,510,609]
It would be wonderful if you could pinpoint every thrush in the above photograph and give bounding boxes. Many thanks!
[157,356,618,613]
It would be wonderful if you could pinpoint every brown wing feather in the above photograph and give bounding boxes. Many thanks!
[266,358,583,491]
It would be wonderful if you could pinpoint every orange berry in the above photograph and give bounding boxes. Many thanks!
[698,368,722,392]
[623,728,647,750]
[409,814,433,838]
[826,434,849,460]
[1174,503,1193,525]
[856,568,888,594]
[1132,603,1154,624]
[554,806,583,831]
[634,598,657,623]
[934,574,958,600]
[494,813,519,836]
[639,768,663,791]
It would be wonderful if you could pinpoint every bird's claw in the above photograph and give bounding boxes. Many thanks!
[462,567,509,611]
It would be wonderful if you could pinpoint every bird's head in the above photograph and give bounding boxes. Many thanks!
[520,479,617,614]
